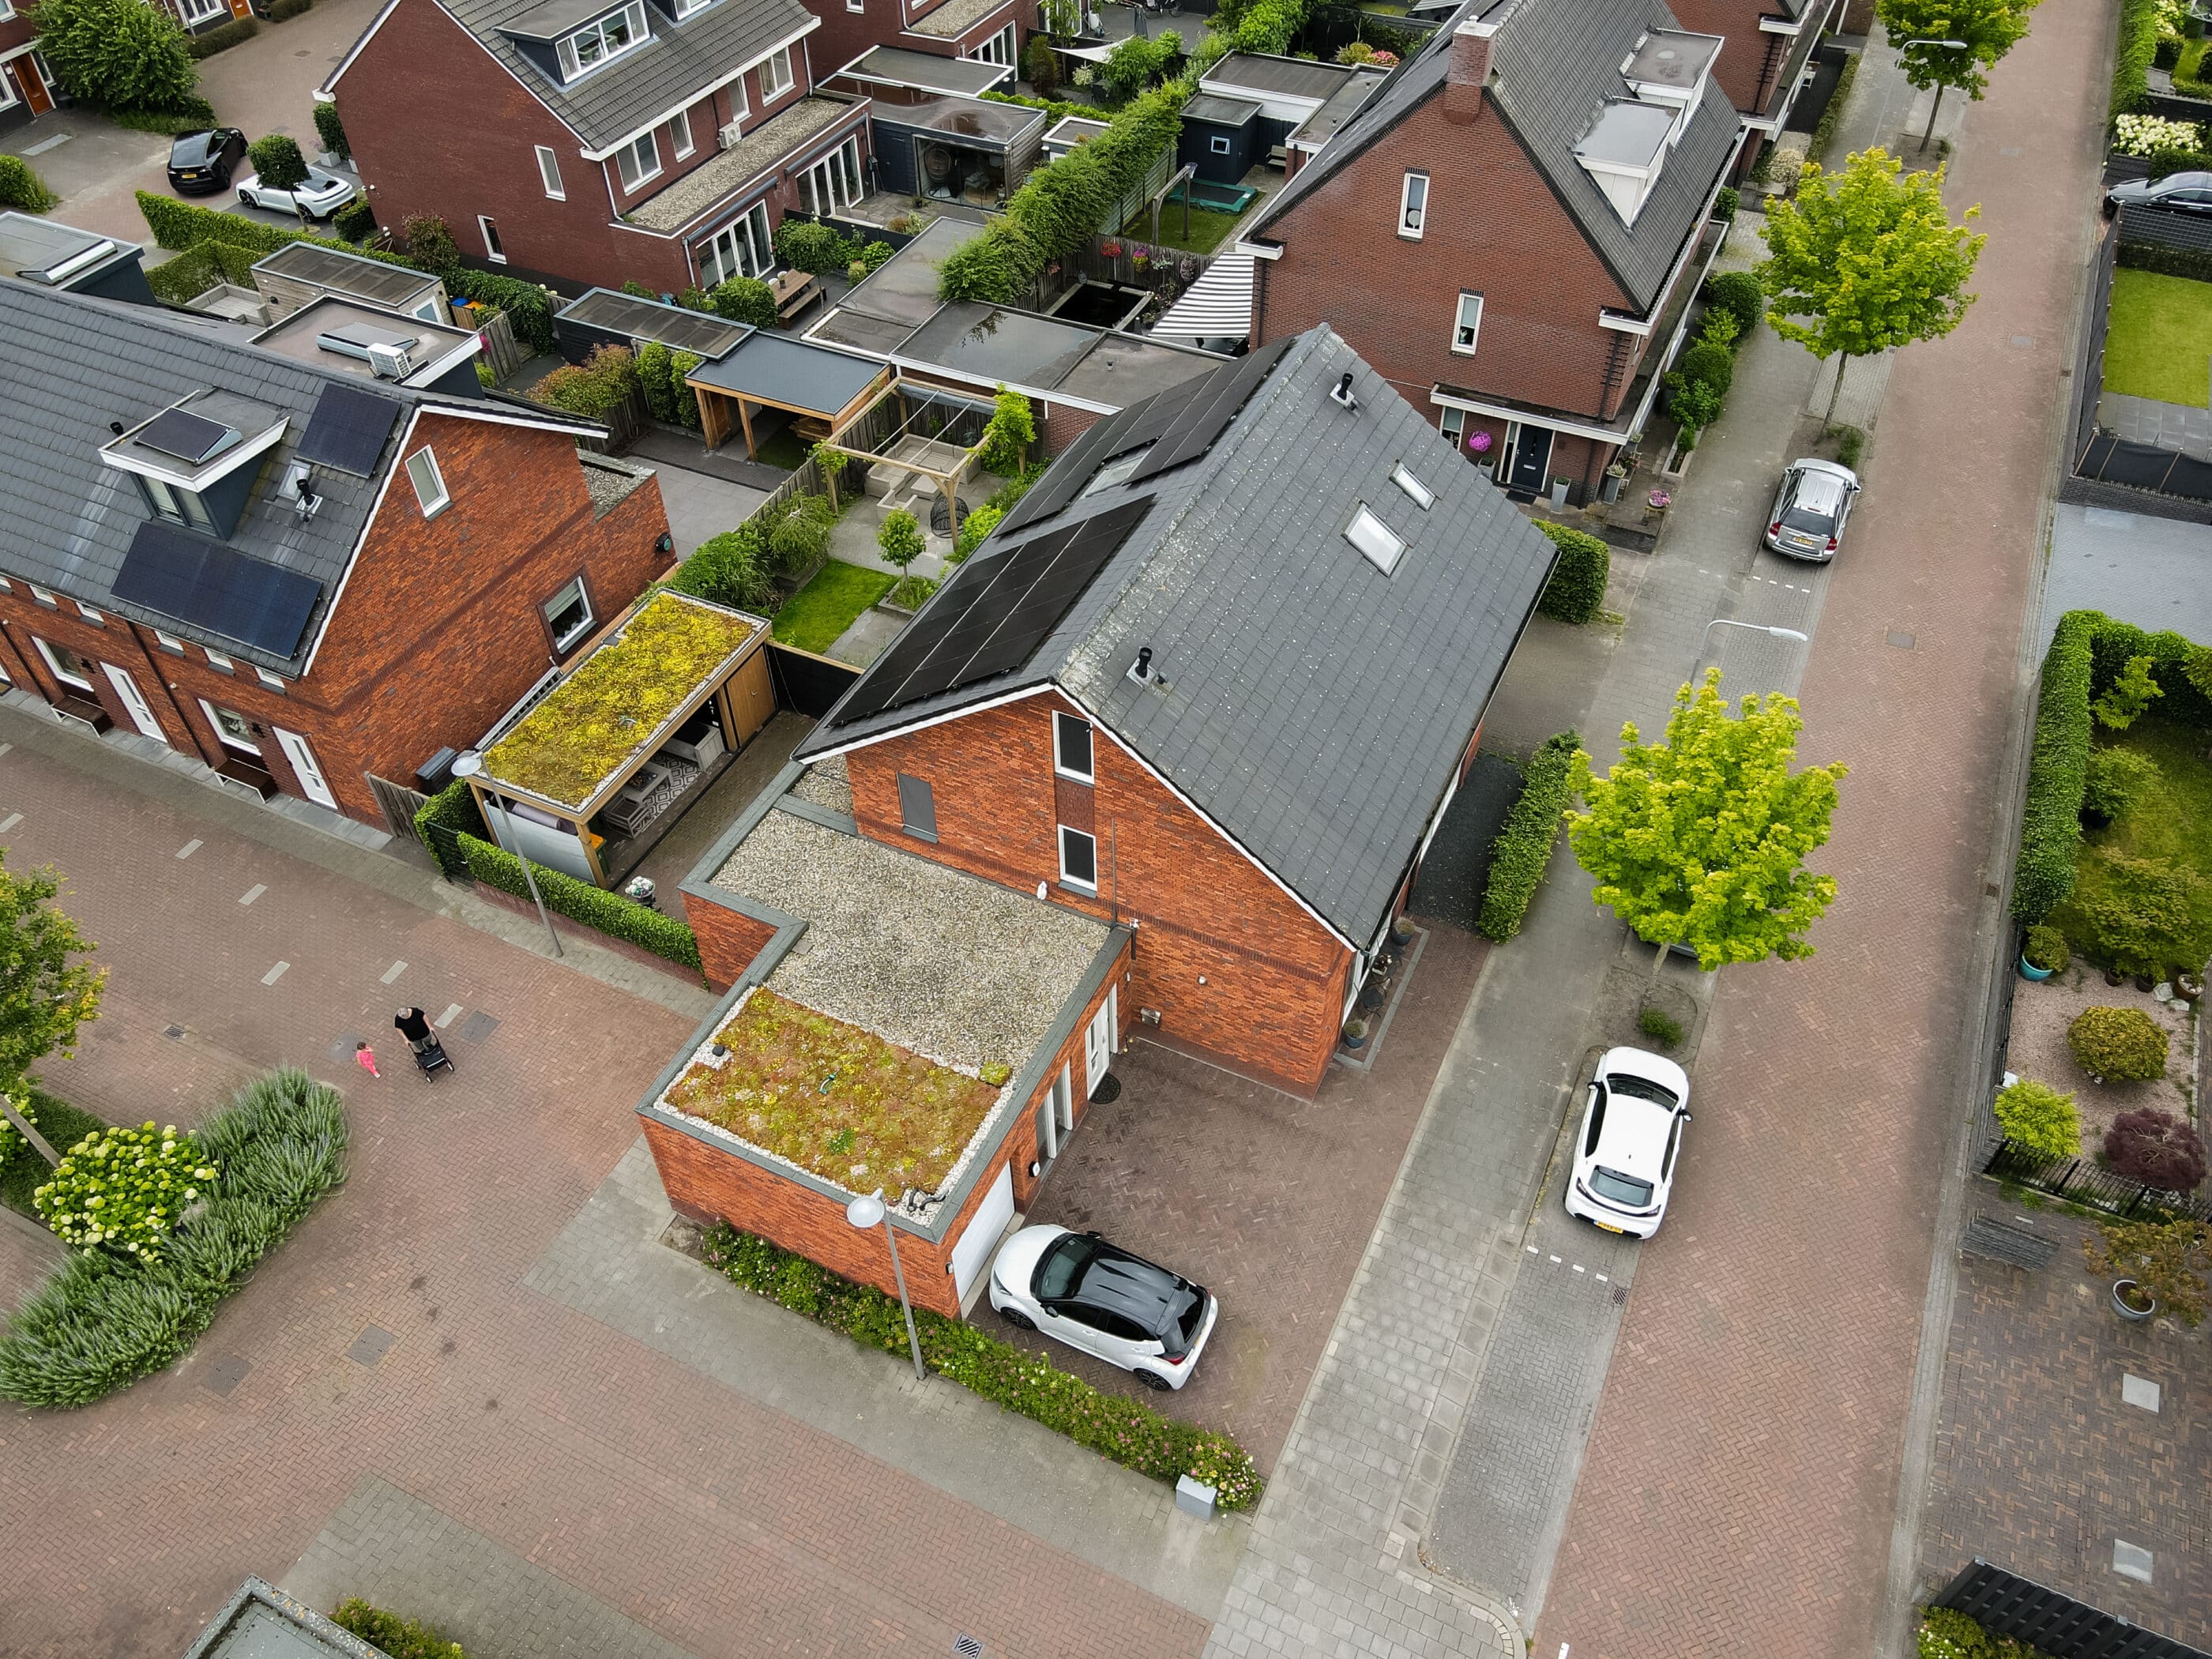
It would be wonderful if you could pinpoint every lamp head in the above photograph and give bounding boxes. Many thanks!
[451,750,483,779]
[845,1189,886,1229]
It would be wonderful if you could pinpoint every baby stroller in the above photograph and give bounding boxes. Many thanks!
[411,1033,455,1079]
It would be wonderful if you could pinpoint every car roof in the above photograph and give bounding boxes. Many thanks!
[1593,1090,1676,1176]
[1788,468,1849,511]
[2158,171,2212,188]
[1597,1044,1690,1100]
[1066,1236,1192,1328]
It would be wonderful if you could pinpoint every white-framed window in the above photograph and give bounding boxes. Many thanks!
[0,62,14,110]
[179,0,227,22]
[556,1,646,81]
[1346,503,1405,574]
[965,22,1014,64]
[802,137,863,215]
[140,474,214,530]
[405,446,450,517]
[1439,407,1466,449]
[76,601,105,624]
[254,666,287,691]
[1391,462,1434,510]
[758,46,793,100]
[845,0,862,13]
[478,215,506,263]
[1399,170,1429,239]
[615,130,661,192]
[204,647,234,671]
[154,630,184,653]
[672,108,695,160]
[673,0,709,16]
[1452,291,1483,356]
[28,583,57,607]
[536,145,565,199]
[698,201,772,286]
[199,698,261,755]
[32,636,94,691]
[1058,825,1098,892]
[0,1,16,28]
[1210,135,1231,155]
[1053,709,1094,782]
[542,576,594,652]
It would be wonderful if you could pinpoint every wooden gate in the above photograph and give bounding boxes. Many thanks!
[365,773,429,843]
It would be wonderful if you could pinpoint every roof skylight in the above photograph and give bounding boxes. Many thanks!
[1081,443,1153,497]
[1345,504,1405,574]
[1390,462,1434,510]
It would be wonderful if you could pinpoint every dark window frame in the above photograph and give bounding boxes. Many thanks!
[1059,823,1098,892]
[897,772,938,842]
[1052,709,1094,782]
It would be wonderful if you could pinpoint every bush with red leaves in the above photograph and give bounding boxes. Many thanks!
[2104,1108,2210,1192]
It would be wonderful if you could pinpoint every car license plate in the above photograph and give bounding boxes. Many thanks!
[1594,1221,1626,1234]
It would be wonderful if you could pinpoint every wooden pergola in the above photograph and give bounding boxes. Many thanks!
[685,337,892,463]
[819,378,990,529]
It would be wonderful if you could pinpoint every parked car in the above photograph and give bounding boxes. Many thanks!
[2105,170,2212,216]
[237,166,357,222]
[989,1224,1217,1390]
[167,129,249,195]
[1563,1046,1692,1239]
[1762,457,1860,561]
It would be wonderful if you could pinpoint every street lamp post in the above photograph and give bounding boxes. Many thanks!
[848,1188,927,1381]
[1899,37,1971,152]
[1691,618,1810,683]
[450,750,562,958]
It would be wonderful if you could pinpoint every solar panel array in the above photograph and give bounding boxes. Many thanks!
[1127,336,1294,483]
[295,382,402,476]
[111,521,324,659]
[561,289,750,359]
[135,408,235,465]
[261,242,431,309]
[833,495,1154,725]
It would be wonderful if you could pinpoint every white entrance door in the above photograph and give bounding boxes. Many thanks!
[950,1161,1015,1304]
[102,664,166,742]
[273,726,339,810]
[1082,987,1116,1101]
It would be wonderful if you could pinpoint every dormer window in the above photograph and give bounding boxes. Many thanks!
[141,475,216,530]
[557,2,646,81]
[1573,100,1676,227]
[102,393,289,543]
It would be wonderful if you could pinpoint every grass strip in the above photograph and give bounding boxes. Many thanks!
[773,561,896,654]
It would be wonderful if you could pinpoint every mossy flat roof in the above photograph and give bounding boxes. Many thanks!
[660,988,1004,1199]
[481,591,761,810]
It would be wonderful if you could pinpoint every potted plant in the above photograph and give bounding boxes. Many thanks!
[2085,1216,2209,1325]
[1391,915,1417,946]
[1601,461,1628,504]
[2019,924,2067,981]
[2176,969,2204,1003]
[1341,1017,1370,1051]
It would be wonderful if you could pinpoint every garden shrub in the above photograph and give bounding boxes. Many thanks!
[773,219,856,276]
[981,89,1114,126]
[1808,51,1857,161]
[144,239,259,304]
[667,524,776,611]
[38,0,200,110]
[1834,425,1865,468]
[1665,372,1723,435]
[1702,270,1763,337]
[246,134,307,194]
[401,212,461,272]
[1712,185,1739,222]
[0,156,60,213]
[0,1070,345,1409]
[332,195,375,242]
[185,16,258,58]
[700,1221,1264,1509]
[2067,1005,2169,1081]
[1478,732,1580,942]
[457,833,702,971]
[766,493,837,573]
[2094,653,2163,730]
[107,99,219,136]
[2113,112,2204,154]
[314,100,348,160]
[2155,33,2183,70]
[1636,1006,1683,1048]
[1024,35,1059,96]
[705,276,778,329]
[2105,1107,2208,1190]
[636,340,677,422]
[2074,850,2211,979]
[978,385,1036,475]
[1675,340,1735,401]
[269,0,314,18]
[2082,745,2161,818]
[856,239,894,274]
[412,778,485,880]
[33,1122,217,1260]
[331,1601,465,1659]
[951,502,1003,563]
[670,351,703,430]
[1534,522,1609,625]
[531,343,639,419]
[1992,1078,2081,1162]
[2011,611,2095,920]
[2022,923,2068,972]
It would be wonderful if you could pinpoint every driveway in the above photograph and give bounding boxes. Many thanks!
[2044,502,2212,650]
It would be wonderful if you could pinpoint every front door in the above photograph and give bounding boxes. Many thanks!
[102,663,166,743]
[1507,423,1552,494]
[274,726,340,810]
[1082,988,1115,1100]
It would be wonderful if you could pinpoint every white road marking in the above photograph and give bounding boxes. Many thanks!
[1548,1254,1563,1263]
[435,1003,465,1029]
[381,960,408,984]
[177,839,202,859]
[21,132,72,156]
[1571,1263,1586,1273]
[239,884,265,906]
[261,961,290,986]
[0,813,20,834]
[1596,1273,1609,1283]
[1526,1244,1540,1255]
[0,743,12,756]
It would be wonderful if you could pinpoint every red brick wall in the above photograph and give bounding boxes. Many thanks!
[1661,1,1789,116]
[1041,401,1103,455]
[683,888,782,990]
[842,690,1355,1094]
[797,0,1032,100]
[0,414,672,830]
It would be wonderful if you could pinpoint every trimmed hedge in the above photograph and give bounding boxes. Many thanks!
[0,1070,348,1409]
[184,16,257,58]
[1534,521,1609,624]
[981,88,1115,126]
[145,238,260,304]
[1808,49,1858,162]
[2115,0,2163,116]
[2116,237,2212,282]
[411,777,484,879]
[314,100,348,160]
[701,1222,1264,1508]
[1478,731,1580,942]
[331,1601,464,1659]
[457,831,703,972]
[269,0,314,17]
[0,155,61,213]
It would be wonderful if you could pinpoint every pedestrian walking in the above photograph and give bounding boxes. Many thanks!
[394,1006,432,1048]
[356,1041,380,1078]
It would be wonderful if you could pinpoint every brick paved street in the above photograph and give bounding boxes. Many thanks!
[1532,0,2109,1652]
[1920,1208,2212,1638]
[0,729,1213,1659]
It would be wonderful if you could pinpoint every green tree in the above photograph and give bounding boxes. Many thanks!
[1567,669,1849,989]
[314,101,349,160]
[705,276,778,329]
[978,385,1036,474]
[878,509,927,576]
[1992,1078,2081,1162]
[1877,0,2043,151]
[0,852,106,1104]
[2094,653,2163,730]
[400,213,460,273]
[246,134,310,222]
[33,0,198,114]
[1757,148,1985,426]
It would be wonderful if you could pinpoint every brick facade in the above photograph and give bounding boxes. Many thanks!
[798,0,1029,95]
[333,0,870,294]
[683,888,782,989]
[840,689,1356,1096]
[0,412,672,830]
[1665,0,1790,116]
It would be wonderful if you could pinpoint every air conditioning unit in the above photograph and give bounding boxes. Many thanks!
[718,119,744,150]
[366,340,413,380]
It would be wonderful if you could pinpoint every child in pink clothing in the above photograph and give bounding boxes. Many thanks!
[356,1042,380,1078]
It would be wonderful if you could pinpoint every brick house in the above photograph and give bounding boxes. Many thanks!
[0,0,58,133]
[778,325,1559,1097]
[1667,0,1841,146]
[322,0,873,295]
[1231,0,1744,507]
[0,277,672,836]
[804,0,1034,105]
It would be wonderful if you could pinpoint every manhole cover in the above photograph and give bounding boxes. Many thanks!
[164,1025,186,1041]
[457,1011,500,1044]
[204,1353,250,1396]
[954,1638,984,1659]
[346,1325,396,1367]
[1887,630,1917,650]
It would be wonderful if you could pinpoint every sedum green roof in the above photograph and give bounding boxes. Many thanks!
[483,591,760,809]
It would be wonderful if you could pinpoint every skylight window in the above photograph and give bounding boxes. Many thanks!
[1391,463,1434,510]
[1345,504,1405,574]
[1081,443,1153,497]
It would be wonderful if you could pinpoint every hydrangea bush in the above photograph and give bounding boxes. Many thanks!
[2114,114,2206,156]
[33,1122,216,1258]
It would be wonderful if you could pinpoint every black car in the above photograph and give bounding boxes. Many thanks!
[167,129,249,196]
[2105,169,2212,216]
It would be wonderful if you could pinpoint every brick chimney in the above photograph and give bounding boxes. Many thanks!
[1443,19,1495,124]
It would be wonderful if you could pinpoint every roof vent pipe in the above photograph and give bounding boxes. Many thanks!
[1330,372,1359,410]
[1127,645,1153,685]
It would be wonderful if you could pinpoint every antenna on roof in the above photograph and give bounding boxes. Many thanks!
[1330,372,1359,411]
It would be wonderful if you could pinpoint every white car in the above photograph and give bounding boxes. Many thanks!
[237,166,356,222]
[988,1224,1217,1390]
[1563,1046,1693,1239]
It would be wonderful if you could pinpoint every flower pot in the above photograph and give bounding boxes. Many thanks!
[2018,955,2054,982]
[1341,1021,1369,1051]
[2176,972,2204,1004]
[2112,1278,2157,1321]
[1601,473,1625,503]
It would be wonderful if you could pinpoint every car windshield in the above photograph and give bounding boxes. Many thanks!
[1606,1073,1679,1108]
[1590,1166,1656,1208]
[172,134,214,164]
[1033,1232,1100,1300]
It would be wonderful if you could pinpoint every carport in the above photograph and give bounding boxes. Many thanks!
[685,333,890,461]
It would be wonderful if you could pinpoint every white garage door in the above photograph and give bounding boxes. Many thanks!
[950,1162,1015,1304]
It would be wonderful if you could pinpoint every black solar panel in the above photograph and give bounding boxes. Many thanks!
[111,521,324,660]
[1129,336,1292,484]
[994,416,1119,536]
[295,382,402,476]
[832,496,1153,725]
[136,408,235,465]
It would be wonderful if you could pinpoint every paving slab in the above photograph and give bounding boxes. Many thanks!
[2044,502,2212,649]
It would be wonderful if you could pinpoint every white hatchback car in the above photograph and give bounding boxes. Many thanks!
[989,1224,1218,1390]
[1563,1047,1693,1238]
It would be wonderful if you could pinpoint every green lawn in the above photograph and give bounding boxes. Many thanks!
[772,560,894,654]
[1,1090,109,1218]
[753,426,812,472]
[2050,715,2212,972]
[1129,202,1249,256]
[2103,268,2212,405]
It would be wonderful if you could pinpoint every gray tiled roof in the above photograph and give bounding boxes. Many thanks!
[1246,0,1740,311]
[334,0,814,153]
[796,327,1559,942]
[0,280,583,676]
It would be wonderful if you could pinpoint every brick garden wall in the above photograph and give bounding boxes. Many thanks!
[683,888,783,990]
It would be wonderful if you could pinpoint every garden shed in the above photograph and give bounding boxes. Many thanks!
[867,95,1043,204]
[465,591,774,886]
[1177,92,1265,185]
[685,333,890,459]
